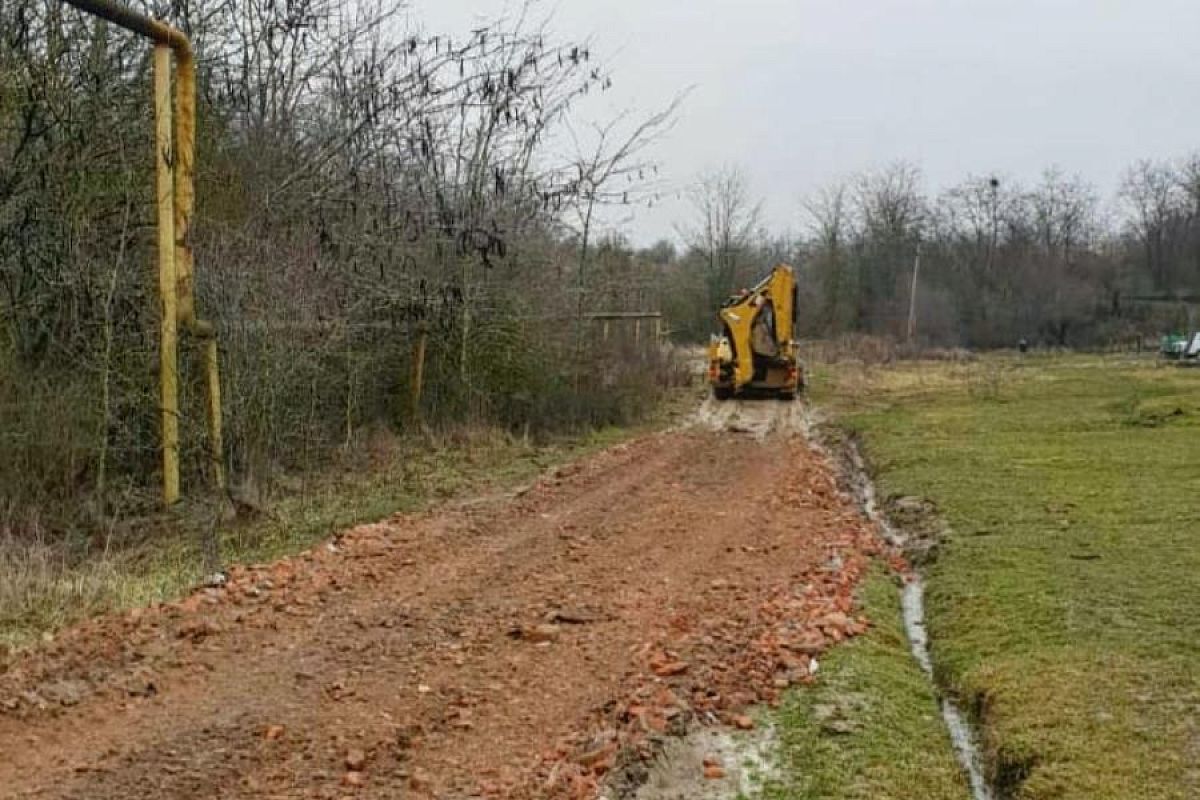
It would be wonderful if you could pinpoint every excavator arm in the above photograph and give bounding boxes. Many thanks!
[708,265,802,398]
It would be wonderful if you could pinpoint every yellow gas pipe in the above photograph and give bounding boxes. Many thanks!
[63,0,225,504]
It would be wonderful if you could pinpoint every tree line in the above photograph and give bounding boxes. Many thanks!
[657,159,1200,349]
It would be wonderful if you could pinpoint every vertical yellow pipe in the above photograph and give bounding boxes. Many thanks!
[65,2,223,501]
[154,44,180,505]
[173,48,195,326]
[203,347,226,490]
[203,339,225,490]
[411,326,428,421]
[172,47,225,491]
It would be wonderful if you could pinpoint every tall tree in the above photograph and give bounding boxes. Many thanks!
[1120,159,1188,291]
[680,166,763,314]
[852,162,925,332]
[802,180,855,331]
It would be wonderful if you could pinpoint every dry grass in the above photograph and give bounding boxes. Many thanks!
[804,334,977,368]
[0,386,700,652]
[810,356,1007,413]
[0,529,162,650]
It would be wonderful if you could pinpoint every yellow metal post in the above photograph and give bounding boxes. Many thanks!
[203,339,225,489]
[154,44,179,505]
[173,48,195,326]
[411,324,428,421]
[65,0,226,502]
[172,47,226,491]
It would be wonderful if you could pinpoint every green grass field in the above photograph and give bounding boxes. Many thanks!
[814,354,1200,799]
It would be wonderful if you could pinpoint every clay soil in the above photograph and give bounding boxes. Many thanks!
[0,404,893,799]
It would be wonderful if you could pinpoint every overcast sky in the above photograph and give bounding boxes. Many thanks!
[410,0,1200,246]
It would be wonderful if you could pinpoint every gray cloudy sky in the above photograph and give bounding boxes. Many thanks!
[411,0,1200,245]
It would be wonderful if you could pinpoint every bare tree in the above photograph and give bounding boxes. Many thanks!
[1179,153,1200,285]
[1120,159,1188,290]
[564,94,685,305]
[1031,167,1099,264]
[851,162,925,333]
[802,179,856,330]
[855,162,924,244]
[939,175,1011,274]
[680,166,763,313]
[0,0,688,536]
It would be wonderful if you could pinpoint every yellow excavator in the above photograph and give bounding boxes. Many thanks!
[707,264,804,400]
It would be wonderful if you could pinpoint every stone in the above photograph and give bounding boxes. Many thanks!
[177,620,220,643]
[344,749,367,771]
[514,623,560,643]
[42,679,87,707]
[651,660,688,677]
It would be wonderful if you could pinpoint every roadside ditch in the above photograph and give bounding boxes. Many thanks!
[814,416,996,800]
[600,400,989,800]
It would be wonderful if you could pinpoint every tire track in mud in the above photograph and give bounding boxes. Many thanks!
[0,400,891,800]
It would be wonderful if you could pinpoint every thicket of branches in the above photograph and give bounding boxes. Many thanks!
[658,161,1200,348]
[0,0,677,532]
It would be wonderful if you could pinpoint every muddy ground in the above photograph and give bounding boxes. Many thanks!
[0,399,893,799]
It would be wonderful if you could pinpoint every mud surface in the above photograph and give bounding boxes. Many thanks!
[0,401,888,799]
[601,723,776,800]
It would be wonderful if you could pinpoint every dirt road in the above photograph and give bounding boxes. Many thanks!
[0,400,890,799]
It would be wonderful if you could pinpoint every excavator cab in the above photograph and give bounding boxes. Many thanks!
[707,264,804,400]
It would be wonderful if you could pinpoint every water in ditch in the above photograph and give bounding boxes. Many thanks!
[659,401,995,800]
[850,441,995,800]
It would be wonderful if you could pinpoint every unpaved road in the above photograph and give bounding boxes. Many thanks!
[0,400,889,799]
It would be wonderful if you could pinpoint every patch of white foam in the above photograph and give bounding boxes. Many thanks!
[603,722,778,800]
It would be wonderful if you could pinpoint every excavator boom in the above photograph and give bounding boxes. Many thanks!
[707,264,804,399]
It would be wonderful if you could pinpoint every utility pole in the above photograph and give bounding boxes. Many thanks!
[906,239,922,343]
[987,176,1000,276]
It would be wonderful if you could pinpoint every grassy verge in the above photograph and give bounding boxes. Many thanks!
[1,387,700,650]
[761,569,967,799]
[815,354,1200,799]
